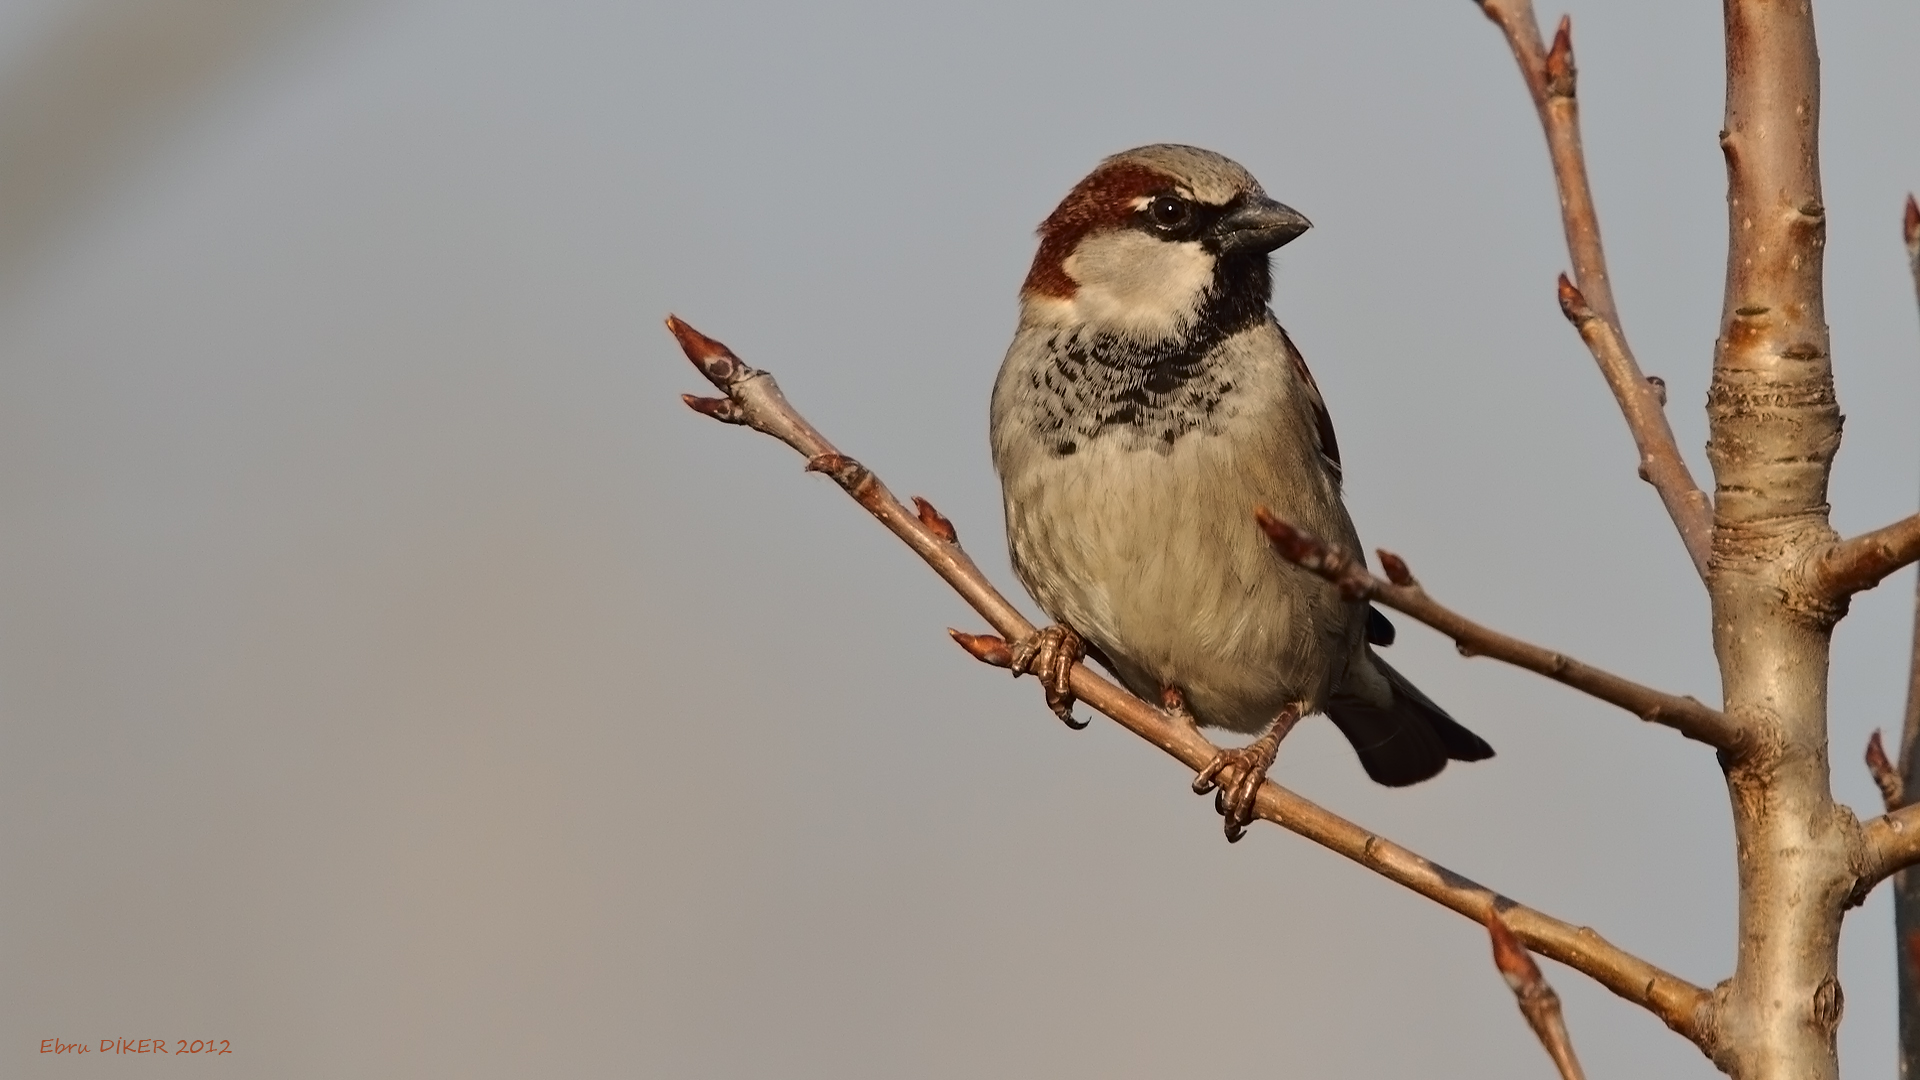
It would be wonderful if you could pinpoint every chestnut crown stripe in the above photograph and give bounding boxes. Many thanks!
[1022,162,1171,299]
[1020,160,1283,298]
[1020,161,1265,300]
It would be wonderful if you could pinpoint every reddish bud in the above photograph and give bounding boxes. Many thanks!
[1905,195,1919,252]
[1867,729,1904,810]
[1257,508,1373,600]
[912,497,958,544]
[1556,274,1592,324]
[665,315,748,386]
[682,394,745,424]
[950,629,1013,668]
[1377,550,1414,587]
[1543,15,1575,98]
[1868,729,1893,777]
[1254,507,1318,565]
[1645,376,1667,406]
[1487,909,1544,994]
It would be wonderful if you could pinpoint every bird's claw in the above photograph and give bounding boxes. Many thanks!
[1193,745,1274,843]
[1192,708,1299,842]
[1010,624,1086,729]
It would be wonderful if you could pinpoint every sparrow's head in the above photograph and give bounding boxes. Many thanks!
[1020,144,1310,340]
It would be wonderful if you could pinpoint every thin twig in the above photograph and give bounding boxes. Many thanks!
[1896,194,1920,790]
[1836,203,1920,933]
[1557,275,1714,575]
[1489,909,1588,1080]
[1808,514,1920,600]
[667,315,1714,1046]
[1253,509,1742,752]
[1895,196,1920,1080]
[1476,1,1713,579]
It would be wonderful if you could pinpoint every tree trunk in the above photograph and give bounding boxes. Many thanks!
[1707,3,1850,1077]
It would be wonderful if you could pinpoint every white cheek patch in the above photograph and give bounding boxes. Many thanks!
[1059,231,1215,340]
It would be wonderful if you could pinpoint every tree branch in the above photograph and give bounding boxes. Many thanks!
[1489,909,1588,1080]
[1808,513,1920,600]
[1898,194,1920,776]
[1856,806,1920,897]
[1894,194,1920,1080]
[954,628,1712,1046]
[667,314,1714,1048]
[1476,0,1714,579]
[1251,509,1743,752]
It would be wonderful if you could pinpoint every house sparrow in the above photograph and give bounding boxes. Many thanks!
[990,144,1492,840]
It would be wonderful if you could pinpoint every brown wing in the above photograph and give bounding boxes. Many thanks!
[1276,324,1341,482]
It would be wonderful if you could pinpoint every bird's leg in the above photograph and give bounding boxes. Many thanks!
[1009,624,1087,729]
[1192,706,1302,842]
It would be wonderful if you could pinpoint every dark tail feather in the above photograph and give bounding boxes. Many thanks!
[1326,655,1493,787]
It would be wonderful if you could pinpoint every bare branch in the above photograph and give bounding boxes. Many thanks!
[1489,909,1588,1080]
[1858,806,1920,895]
[667,315,1714,1047]
[1807,514,1920,600]
[1899,194,1920,776]
[1557,275,1715,575]
[1475,4,1609,316]
[1477,1,1714,579]
[666,316,1034,637]
[1253,509,1743,751]
[1868,730,1904,812]
[1895,195,1920,1080]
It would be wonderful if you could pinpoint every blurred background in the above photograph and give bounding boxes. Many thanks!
[2,1,1917,1076]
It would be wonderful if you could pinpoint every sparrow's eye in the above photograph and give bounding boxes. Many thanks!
[1146,195,1190,229]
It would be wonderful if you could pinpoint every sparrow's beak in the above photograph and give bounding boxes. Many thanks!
[1211,197,1312,255]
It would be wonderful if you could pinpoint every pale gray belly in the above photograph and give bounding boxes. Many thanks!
[1002,429,1362,734]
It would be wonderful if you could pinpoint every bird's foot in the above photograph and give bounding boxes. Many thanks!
[1192,707,1301,842]
[1010,624,1087,729]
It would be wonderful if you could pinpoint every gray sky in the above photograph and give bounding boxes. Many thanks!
[3,1,1918,1076]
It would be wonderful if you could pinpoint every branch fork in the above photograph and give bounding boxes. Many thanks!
[1253,508,1742,752]
[1479,0,1714,579]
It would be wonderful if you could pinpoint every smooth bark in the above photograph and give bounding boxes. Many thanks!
[1705,4,1852,1077]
